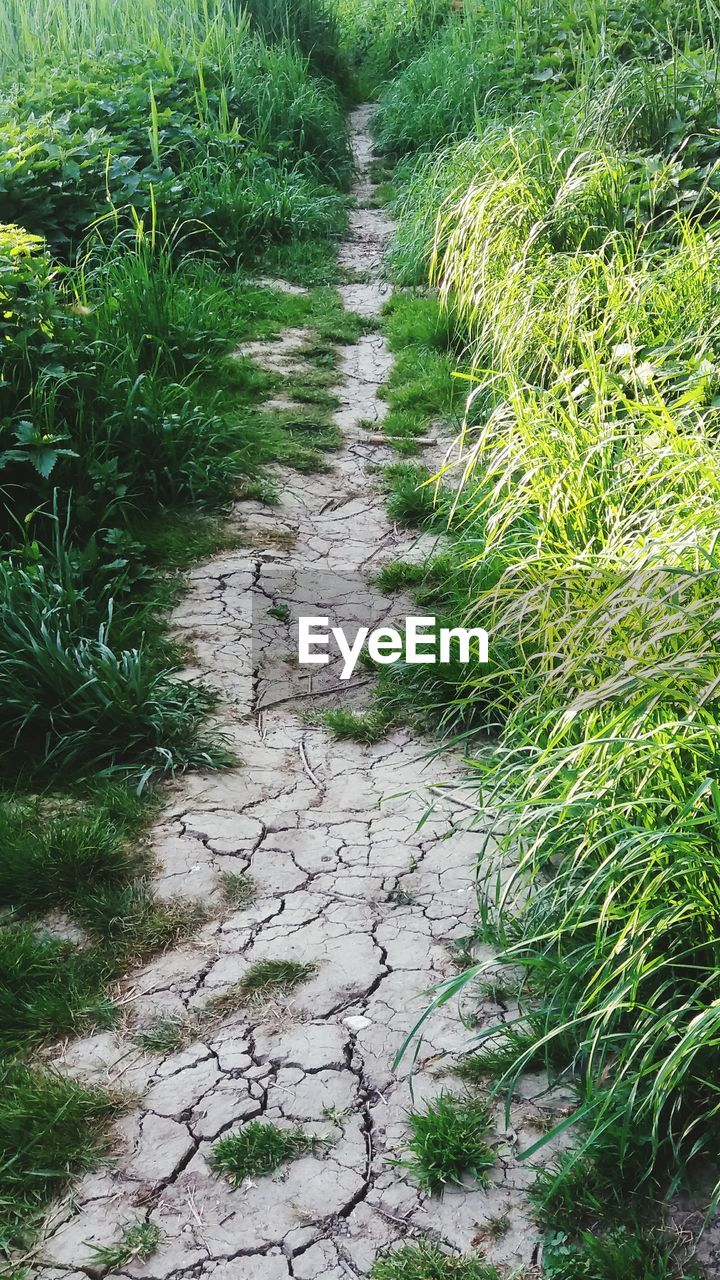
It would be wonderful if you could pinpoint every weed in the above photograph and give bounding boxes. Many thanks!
[89,1221,161,1268]
[321,706,393,743]
[203,959,316,1017]
[398,1092,495,1194]
[219,872,258,909]
[133,1015,188,1055]
[370,1242,500,1280]
[212,1121,317,1185]
[382,463,444,528]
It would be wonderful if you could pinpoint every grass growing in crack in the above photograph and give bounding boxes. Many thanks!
[399,1092,495,1193]
[219,872,258,910]
[88,1221,162,1268]
[370,1242,501,1279]
[321,707,395,743]
[212,1121,317,1185]
[203,959,316,1019]
[132,1015,188,1055]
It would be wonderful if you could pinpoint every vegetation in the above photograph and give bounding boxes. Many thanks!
[88,1221,162,1268]
[0,0,355,1259]
[398,1092,495,1193]
[370,1243,500,1280]
[4,0,719,1272]
[212,1120,318,1184]
[330,0,720,1269]
[204,957,316,1013]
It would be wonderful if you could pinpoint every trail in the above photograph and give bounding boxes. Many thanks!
[36,107,552,1280]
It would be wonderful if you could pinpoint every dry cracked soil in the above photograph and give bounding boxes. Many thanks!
[32,106,568,1280]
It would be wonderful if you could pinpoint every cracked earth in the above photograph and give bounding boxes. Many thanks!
[33,106,567,1280]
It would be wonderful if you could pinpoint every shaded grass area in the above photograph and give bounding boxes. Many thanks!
[0,1062,123,1253]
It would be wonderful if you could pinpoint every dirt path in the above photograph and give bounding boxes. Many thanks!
[36,107,547,1280]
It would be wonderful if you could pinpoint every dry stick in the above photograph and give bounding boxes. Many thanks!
[428,783,484,814]
[364,434,437,446]
[257,677,373,712]
[299,735,323,790]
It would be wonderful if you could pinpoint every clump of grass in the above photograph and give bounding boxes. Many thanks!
[541,1225,679,1280]
[0,1062,122,1252]
[399,1092,495,1193]
[373,561,428,593]
[132,1015,189,1055]
[219,872,258,909]
[89,1221,161,1268]
[75,886,206,964]
[203,958,316,1019]
[383,463,445,528]
[212,1121,317,1185]
[322,707,394,743]
[370,1242,500,1279]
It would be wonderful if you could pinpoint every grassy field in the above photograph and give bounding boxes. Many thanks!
[0,0,366,1257]
[361,0,720,1273]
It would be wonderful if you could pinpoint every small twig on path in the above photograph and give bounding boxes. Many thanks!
[299,735,323,789]
[364,435,437,446]
[428,783,484,814]
[257,678,373,712]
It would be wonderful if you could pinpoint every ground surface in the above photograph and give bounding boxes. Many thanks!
[34,107,561,1280]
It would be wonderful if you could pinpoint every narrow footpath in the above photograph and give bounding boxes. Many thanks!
[36,107,550,1280]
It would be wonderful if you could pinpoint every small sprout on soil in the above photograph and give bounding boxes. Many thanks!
[386,885,416,907]
[219,871,258,909]
[212,1121,317,1184]
[371,1241,501,1279]
[472,1212,510,1243]
[133,1015,188,1054]
[88,1220,161,1267]
[269,601,291,622]
[399,1092,495,1193]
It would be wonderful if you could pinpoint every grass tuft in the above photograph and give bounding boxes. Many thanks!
[399,1092,495,1194]
[89,1221,162,1268]
[212,1121,317,1185]
[370,1242,500,1280]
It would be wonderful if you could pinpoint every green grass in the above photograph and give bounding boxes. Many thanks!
[132,1015,188,1055]
[219,872,258,909]
[321,706,394,743]
[89,1221,162,1268]
[382,463,445,528]
[399,1092,495,1194]
[0,1062,122,1251]
[203,958,316,1017]
[370,1243,500,1280]
[211,1121,317,1185]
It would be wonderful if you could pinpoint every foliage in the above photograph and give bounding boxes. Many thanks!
[211,1121,317,1184]
[371,1242,500,1279]
[0,1062,119,1251]
[398,1092,494,1193]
